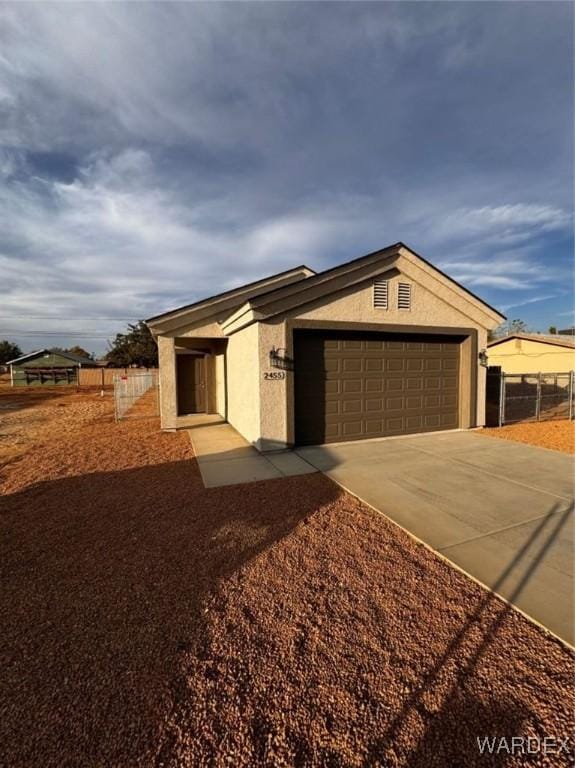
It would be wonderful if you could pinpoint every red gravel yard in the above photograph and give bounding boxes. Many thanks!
[482,419,575,454]
[1,391,573,766]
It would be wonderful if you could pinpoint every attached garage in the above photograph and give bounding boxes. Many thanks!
[294,330,463,445]
[148,242,504,450]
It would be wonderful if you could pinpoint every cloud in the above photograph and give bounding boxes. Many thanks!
[500,294,561,312]
[0,2,572,351]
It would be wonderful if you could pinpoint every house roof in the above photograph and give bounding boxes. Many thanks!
[221,242,505,334]
[147,241,505,335]
[6,349,98,366]
[488,333,575,350]
[146,264,315,327]
[246,241,504,319]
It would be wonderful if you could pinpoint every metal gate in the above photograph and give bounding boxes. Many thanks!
[486,369,574,427]
[113,371,158,421]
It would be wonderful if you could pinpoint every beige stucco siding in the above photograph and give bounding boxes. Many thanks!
[214,351,226,418]
[253,275,493,450]
[158,335,178,429]
[258,320,291,450]
[294,275,484,328]
[226,323,261,445]
[171,320,225,339]
[488,338,575,374]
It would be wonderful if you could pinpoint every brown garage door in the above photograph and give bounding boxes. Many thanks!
[294,330,462,445]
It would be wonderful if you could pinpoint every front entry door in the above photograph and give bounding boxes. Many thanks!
[177,354,206,414]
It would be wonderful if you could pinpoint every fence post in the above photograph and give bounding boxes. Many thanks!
[498,373,505,427]
[569,371,574,421]
[535,372,542,421]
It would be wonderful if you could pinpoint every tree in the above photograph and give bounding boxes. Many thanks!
[49,346,93,359]
[0,340,22,365]
[105,321,158,367]
[66,346,93,360]
[548,326,557,334]
[489,319,530,340]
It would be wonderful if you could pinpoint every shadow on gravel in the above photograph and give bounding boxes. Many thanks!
[0,386,74,413]
[0,459,340,767]
[371,501,573,767]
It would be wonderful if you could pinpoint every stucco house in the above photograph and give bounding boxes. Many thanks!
[146,242,504,451]
[487,333,575,374]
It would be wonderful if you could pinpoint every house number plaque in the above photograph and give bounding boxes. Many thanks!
[263,371,286,380]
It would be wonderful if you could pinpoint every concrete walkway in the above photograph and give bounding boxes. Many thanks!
[187,420,317,488]
[296,431,574,645]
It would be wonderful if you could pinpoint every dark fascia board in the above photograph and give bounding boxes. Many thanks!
[488,333,575,350]
[247,242,402,309]
[400,242,506,320]
[7,349,97,365]
[244,241,505,320]
[6,349,50,365]
[145,264,314,325]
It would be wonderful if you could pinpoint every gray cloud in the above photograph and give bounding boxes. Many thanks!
[0,2,572,353]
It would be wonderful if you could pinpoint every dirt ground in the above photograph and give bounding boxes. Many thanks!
[1,390,573,767]
[0,385,111,469]
[482,419,575,454]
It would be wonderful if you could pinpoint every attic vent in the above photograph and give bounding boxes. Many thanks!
[398,282,412,310]
[373,278,389,309]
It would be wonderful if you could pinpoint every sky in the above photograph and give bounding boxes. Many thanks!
[0,1,573,356]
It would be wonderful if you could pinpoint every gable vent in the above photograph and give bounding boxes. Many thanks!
[373,278,389,309]
[398,282,412,310]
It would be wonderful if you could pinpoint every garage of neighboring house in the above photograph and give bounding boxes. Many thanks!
[146,242,505,451]
[7,349,99,386]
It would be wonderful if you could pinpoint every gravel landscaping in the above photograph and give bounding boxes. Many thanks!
[482,419,575,454]
[1,391,573,766]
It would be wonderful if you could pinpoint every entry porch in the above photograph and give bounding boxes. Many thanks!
[157,336,228,430]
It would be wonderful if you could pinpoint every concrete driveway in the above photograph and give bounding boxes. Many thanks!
[296,431,574,645]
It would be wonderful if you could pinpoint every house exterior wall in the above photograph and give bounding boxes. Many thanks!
[214,351,226,418]
[158,336,178,429]
[226,323,261,444]
[155,260,499,446]
[488,338,575,374]
[255,276,492,450]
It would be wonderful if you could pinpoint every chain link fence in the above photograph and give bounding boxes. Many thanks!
[486,368,574,427]
[113,371,159,422]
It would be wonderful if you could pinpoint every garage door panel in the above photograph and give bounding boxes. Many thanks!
[385,378,404,391]
[343,421,363,437]
[387,358,404,372]
[295,331,462,445]
[365,358,384,372]
[343,358,362,373]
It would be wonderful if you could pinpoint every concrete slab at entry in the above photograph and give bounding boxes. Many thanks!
[296,431,574,645]
[188,422,317,488]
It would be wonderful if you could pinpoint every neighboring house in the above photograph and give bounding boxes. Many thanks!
[487,333,575,374]
[7,349,98,386]
[147,242,504,451]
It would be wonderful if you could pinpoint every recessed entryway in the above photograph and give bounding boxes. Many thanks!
[176,353,206,415]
